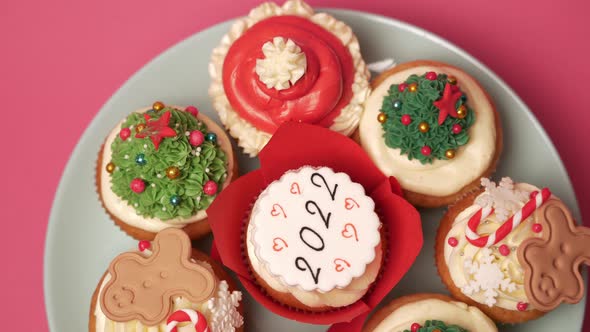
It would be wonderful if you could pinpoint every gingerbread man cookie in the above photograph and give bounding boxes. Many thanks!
[100,228,216,325]
[518,199,590,311]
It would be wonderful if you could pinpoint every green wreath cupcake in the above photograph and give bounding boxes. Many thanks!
[358,60,502,208]
[96,102,237,240]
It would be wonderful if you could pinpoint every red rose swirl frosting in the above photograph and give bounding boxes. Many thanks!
[209,0,370,156]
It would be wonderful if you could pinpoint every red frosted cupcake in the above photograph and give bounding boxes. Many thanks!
[209,0,370,156]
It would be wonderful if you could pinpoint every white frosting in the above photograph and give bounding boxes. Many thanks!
[247,166,382,307]
[100,120,206,233]
[371,298,497,332]
[208,0,370,157]
[443,180,544,311]
[94,251,243,332]
[255,37,307,90]
[359,65,497,196]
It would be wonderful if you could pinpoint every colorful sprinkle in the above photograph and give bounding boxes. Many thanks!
[130,178,146,193]
[425,71,437,80]
[189,130,205,147]
[517,302,528,311]
[119,128,131,141]
[401,114,412,126]
[138,240,151,252]
[448,237,458,247]
[203,180,218,196]
[532,223,543,233]
[499,244,510,256]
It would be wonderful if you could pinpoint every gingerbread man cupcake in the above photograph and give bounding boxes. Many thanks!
[357,60,502,207]
[97,102,237,240]
[89,228,244,332]
[435,177,590,323]
[362,293,497,332]
[209,0,370,156]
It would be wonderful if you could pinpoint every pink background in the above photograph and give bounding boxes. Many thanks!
[1,0,588,330]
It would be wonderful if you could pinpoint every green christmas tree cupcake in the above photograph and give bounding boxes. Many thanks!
[97,101,237,240]
[362,293,497,332]
[358,60,502,208]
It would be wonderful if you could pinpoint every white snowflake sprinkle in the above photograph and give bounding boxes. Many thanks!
[475,178,530,221]
[143,144,147,149]
[185,131,190,136]
[151,183,155,188]
[134,203,138,207]
[124,155,129,159]
[461,248,516,307]
[162,207,167,211]
[196,152,200,157]
[206,280,243,332]
[157,174,162,178]
[205,168,210,173]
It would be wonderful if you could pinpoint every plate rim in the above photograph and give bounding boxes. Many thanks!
[43,7,583,331]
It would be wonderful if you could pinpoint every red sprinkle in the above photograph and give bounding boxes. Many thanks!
[189,130,205,147]
[401,114,412,126]
[130,178,146,193]
[398,83,408,92]
[203,180,218,196]
[425,71,437,80]
[532,223,543,233]
[138,240,151,252]
[411,323,421,332]
[517,302,528,311]
[499,244,510,256]
[452,124,462,134]
[421,146,432,156]
[119,127,131,141]
[185,105,199,117]
[448,237,459,247]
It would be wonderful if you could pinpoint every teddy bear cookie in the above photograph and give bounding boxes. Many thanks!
[209,0,370,156]
[357,60,502,207]
[246,166,383,311]
[89,228,244,332]
[97,101,237,240]
[362,293,498,332]
[435,177,590,323]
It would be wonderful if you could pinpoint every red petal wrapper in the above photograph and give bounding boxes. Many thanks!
[207,122,423,329]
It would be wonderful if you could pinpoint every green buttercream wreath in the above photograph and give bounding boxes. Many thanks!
[404,320,468,332]
[380,72,475,164]
[108,107,228,220]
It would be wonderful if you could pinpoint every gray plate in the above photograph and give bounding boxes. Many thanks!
[44,8,585,332]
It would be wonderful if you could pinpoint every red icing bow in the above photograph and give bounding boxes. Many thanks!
[207,123,423,330]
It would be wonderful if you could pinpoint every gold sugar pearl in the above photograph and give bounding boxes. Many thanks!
[447,76,457,85]
[377,112,388,123]
[152,101,165,111]
[445,149,456,159]
[408,83,418,93]
[456,105,467,119]
[135,123,146,133]
[166,166,181,179]
[418,121,430,133]
[106,162,116,173]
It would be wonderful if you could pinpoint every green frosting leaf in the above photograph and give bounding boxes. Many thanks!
[108,107,228,220]
[403,320,468,332]
[380,73,475,164]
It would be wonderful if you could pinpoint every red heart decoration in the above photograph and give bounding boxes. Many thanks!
[290,182,301,195]
[272,238,288,252]
[334,258,351,272]
[344,197,360,210]
[270,204,287,218]
[341,223,359,242]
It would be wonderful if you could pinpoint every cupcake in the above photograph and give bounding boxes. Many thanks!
[207,122,423,326]
[246,166,383,311]
[435,177,589,322]
[362,293,497,332]
[89,228,244,332]
[357,60,502,207]
[209,0,370,157]
[97,102,237,240]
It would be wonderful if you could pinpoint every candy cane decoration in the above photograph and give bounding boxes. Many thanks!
[166,309,208,332]
[465,188,551,247]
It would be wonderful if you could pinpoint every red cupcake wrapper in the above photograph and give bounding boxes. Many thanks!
[207,122,423,330]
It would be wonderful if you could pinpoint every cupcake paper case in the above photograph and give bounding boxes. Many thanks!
[97,102,238,240]
[207,122,423,330]
[209,0,370,157]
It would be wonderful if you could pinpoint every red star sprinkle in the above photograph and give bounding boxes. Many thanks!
[433,83,463,125]
[135,111,177,150]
